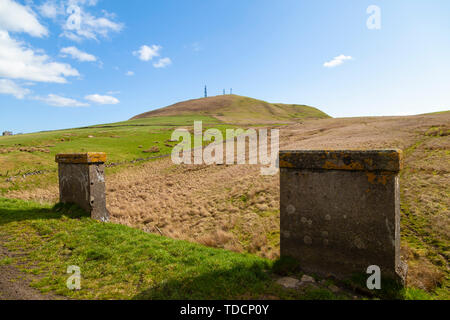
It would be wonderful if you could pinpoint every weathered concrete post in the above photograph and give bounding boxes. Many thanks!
[55,152,109,222]
[279,150,406,283]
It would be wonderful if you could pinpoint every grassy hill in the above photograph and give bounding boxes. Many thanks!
[131,95,330,124]
[0,95,327,194]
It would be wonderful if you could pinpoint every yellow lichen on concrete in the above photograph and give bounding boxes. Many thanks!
[364,158,374,167]
[279,160,295,168]
[377,172,393,186]
[279,150,403,171]
[322,160,364,171]
[366,171,393,186]
[279,152,295,168]
[55,152,107,164]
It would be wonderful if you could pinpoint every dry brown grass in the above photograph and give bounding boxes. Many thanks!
[0,147,50,154]
[6,185,59,203]
[403,246,446,291]
[142,146,160,153]
[105,158,280,259]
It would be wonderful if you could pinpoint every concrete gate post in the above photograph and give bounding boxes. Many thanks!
[55,152,109,222]
[279,150,407,283]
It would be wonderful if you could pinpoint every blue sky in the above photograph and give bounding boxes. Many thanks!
[0,0,449,133]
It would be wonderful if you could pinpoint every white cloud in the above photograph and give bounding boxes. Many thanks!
[85,94,119,104]
[133,45,161,61]
[0,78,30,99]
[0,30,79,83]
[0,31,79,83]
[38,1,62,19]
[0,0,48,37]
[71,0,99,7]
[125,71,134,76]
[60,46,96,62]
[153,57,172,68]
[323,54,353,68]
[134,45,171,68]
[37,94,89,107]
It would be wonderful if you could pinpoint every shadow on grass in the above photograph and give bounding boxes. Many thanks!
[343,272,406,300]
[133,257,347,300]
[0,199,89,225]
[132,262,274,300]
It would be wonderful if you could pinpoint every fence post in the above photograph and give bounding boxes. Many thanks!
[55,152,109,222]
[279,150,407,284]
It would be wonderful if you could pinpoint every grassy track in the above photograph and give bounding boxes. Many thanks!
[0,198,347,300]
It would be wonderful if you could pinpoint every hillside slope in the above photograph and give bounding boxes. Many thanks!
[131,95,330,124]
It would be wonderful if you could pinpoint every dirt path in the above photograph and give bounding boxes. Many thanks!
[0,246,65,300]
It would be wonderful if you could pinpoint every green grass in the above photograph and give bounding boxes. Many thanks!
[0,197,440,300]
[0,115,235,194]
[91,114,223,127]
[0,198,348,300]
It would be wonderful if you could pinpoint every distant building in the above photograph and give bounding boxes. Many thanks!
[2,131,12,136]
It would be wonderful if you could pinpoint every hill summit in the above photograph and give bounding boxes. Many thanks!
[131,95,330,124]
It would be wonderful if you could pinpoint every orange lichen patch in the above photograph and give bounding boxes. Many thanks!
[55,152,107,164]
[364,158,374,167]
[377,172,394,186]
[366,172,377,184]
[386,149,402,159]
[322,160,364,171]
[278,160,295,168]
[366,171,394,185]
[278,153,295,168]
[383,150,404,170]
